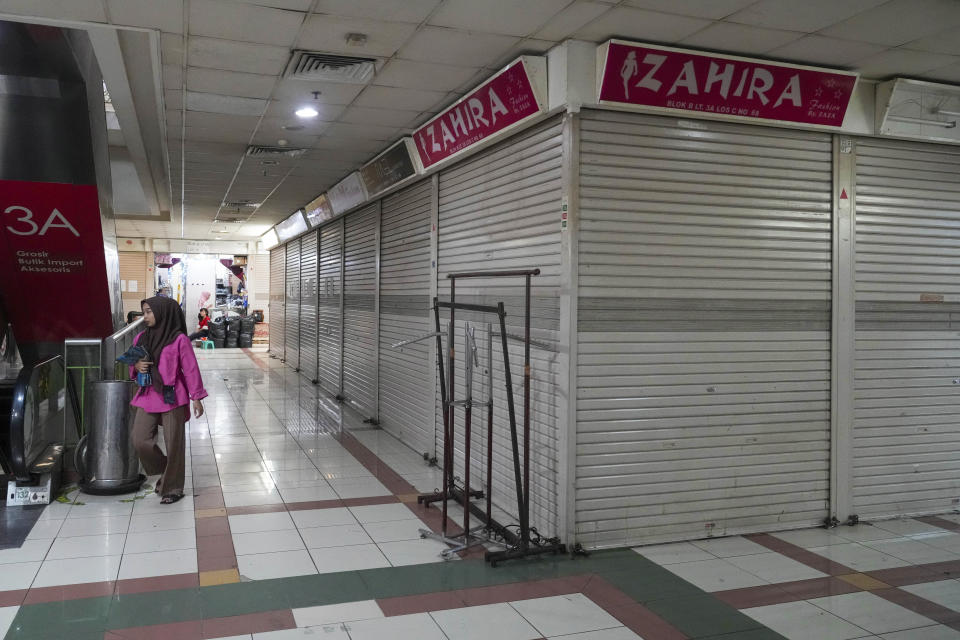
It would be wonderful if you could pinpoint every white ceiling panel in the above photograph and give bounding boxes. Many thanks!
[907,26,960,56]
[188,37,290,76]
[271,80,365,106]
[107,0,184,33]
[573,6,710,43]
[679,22,803,54]
[183,128,257,144]
[727,0,888,34]
[398,26,520,67]
[337,106,423,127]
[374,59,480,92]
[622,0,757,20]
[921,61,960,82]
[232,0,313,11]
[186,91,268,116]
[535,1,612,41]
[163,64,182,89]
[313,0,442,24]
[354,85,447,111]
[165,89,183,110]
[851,47,959,77]
[819,0,960,47]
[160,32,184,67]
[186,67,277,99]
[0,0,106,22]
[429,0,575,37]
[767,35,886,67]
[312,136,386,153]
[298,14,418,57]
[322,122,402,141]
[189,0,306,47]
[183,111,261,130]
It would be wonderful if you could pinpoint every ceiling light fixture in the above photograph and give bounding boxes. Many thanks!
[295,106,318,118]
[935,109,960,118]
[888,115,956,128]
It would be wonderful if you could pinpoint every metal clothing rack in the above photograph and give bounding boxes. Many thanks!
[395,268,564,565]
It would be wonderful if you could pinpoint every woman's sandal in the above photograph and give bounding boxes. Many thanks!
[160,494,183,504]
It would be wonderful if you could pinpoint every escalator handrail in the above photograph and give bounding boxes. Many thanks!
[7,354,78,482]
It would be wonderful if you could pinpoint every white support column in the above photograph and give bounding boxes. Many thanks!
[831,136,856,524]
[373,200,382,422]
[429,173,440,461]
[339,217,346,396]
[558,110,580,544]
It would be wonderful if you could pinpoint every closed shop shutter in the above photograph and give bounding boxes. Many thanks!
[379,179,434,458]
[318,221,343,396]
[342,203,379,419]
[577,110,832,547]
[438,115,563,536]
[119,252,148,316]
[269,247,285,359]
[285,239,301,370]
[853,138,960,519]
[300,230,319,382]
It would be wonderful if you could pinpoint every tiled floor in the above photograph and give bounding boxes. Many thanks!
[5,348,960,639]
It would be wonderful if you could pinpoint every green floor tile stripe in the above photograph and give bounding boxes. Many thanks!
[5,549,784,640]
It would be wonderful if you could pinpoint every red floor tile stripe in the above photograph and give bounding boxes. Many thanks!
[745,533,856,575]
[874,587,960,629]
[114,573,200,596]
[23,580,115,604]
[916,515,960,532]
[714,576,860,610]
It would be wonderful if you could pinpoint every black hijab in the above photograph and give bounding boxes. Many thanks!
[140,296,187,391]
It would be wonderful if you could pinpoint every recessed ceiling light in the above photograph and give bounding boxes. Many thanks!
[295,106,318,118]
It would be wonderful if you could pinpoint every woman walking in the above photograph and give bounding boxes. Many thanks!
[131,296,207,504]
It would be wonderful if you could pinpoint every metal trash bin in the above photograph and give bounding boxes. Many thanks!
[75,380,144,495]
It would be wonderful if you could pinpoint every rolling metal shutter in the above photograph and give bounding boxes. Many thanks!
[299,230,319,382]
[342,203,379,419]
[318,221,343,396]
[437,115,563,537]
[576,110,832,547]
[269,247,285,359]
[285,239,301,370]
[853,137,960,519]
[379,179,434,458]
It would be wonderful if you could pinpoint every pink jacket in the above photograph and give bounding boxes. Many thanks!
[129,332,208,414]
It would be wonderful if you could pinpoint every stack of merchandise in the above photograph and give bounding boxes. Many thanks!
[238,317,255,348]
[208,318,226,348]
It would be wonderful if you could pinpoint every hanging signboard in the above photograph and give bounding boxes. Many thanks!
[597,40,858,128]
[359,138,421,198]
[304,192,333,228]
[260,228,279,250]
[413,56,548,170]
[275,209,307,242]
[327,172,367,215]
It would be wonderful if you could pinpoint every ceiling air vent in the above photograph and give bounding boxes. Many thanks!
[245,145,306,158]
[283,50,377,84]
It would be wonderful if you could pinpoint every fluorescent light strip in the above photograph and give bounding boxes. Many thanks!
[888,115,956,128]
[935,109,960,118]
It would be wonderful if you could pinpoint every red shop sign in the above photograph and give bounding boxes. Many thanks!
[414,56,547,169]
[598,40,858,128]
[0,180,114,342]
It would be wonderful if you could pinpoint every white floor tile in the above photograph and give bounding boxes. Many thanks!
[378,539,452,567]
[725,552,827,584]
[872,519,945,537]
[772,528,849,549]
[0,562,41,590]
[308,544,390,574]
[32,555,121,587]
[25,519,65,540]
[349,503,418,524]
[632,541,715,565]
[118,549,197,579]
[133,494,195,515]
[362,518,429,544]
[229,511,296,534]
[0,539,52,564]
[807,543,910,572]
[278,486,340,503]
[271,469,333,488]
[345,612,447,640]
[863,537,960,565]
[237,549,318,580]
[122,527,197,554]
[292,600,384,627]
[329,478,391,500]
[299,524,372,548]
[36,501,72,521]
[510,594,623,637]
[233,529,306,555]
[129,511,196,533]
[833,524,900,543]
[0,606,18,639]
[743,600,871,640]
[47,533,126,559]
[661,558,769,592]
[810,592,939,634]
[903,580,960,613]
[290,508,359,529]
[432,602,540,640]
[66,501,134,520]
[547,628,641,640]
[223,489,285,507]
[690,536,770,558]
[880,625,960,640]
[253,627,349,639]
[57,514,130,538]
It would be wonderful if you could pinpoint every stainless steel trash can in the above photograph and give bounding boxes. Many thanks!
[75,380,144,495]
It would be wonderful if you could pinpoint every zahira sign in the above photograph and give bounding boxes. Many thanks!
[413,56,547,169]
[598,40,858,128]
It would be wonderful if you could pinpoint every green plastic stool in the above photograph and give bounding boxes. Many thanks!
[200,340,215,350]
